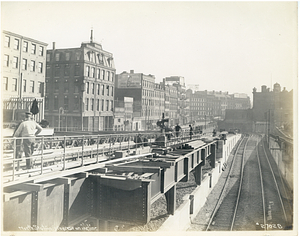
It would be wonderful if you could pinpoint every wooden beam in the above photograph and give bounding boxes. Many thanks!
[4,183,44,192]
[3,190,31,202]
[72,172,89,179]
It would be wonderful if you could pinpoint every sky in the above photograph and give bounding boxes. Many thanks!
[1,1,298,98]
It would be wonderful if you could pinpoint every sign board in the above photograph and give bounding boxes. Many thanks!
[117,74,142,88]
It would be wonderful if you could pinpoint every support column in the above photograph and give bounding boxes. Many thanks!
[31,191,38,230]
[201,149,206,165]
[165,185,176,215]
[194,164,202,185]
[182,158,189,182]
[209,144,216,168]
[62,184,70,227]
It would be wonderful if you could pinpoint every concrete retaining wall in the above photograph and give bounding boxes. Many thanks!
[158,134,241,231]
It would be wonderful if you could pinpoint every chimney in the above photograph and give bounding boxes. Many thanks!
[130,70,134,74]
[52,42,55,50]
[90,29,93,43]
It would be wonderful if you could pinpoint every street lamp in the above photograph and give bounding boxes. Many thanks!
[58,107,64,131]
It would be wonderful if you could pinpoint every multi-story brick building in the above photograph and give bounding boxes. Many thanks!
[2,30,47,122]
[187,90,251,122]
[45,32,115,131]
[252,83,293,134]
[115,70,163,131]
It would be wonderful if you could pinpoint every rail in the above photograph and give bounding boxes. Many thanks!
[2,129,207,183]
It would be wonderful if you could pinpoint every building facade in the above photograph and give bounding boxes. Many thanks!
[45,32,115,131]
[187,90,251,122]
[2,30,47,122]
[115,70,164,131]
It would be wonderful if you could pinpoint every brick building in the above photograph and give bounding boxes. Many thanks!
[2,30,47,122]
[44,31,115,131]
[115,70,163,131]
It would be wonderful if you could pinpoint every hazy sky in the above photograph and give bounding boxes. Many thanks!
[1,1,297,98]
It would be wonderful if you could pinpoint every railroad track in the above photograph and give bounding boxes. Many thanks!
[205,134,293,231]
[205,134,250,231]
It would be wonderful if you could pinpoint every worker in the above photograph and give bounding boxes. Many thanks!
[13,111,43,169]
[189,124,193,140]
[175,123,181,137]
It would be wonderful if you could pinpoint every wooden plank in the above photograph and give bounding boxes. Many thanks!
[140,173,153,178]
[4,183,44,192]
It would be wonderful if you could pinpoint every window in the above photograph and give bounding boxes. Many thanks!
[75,65,80,76]
[12,78,18,91]
[55,67,60,77]
[14,39,19,50]
[111,86,114,96]
[97,84,100,95]
[86,66,90,77]
[38,82,43,94]
[74,96,79,110]
[97,69,100,79]
[64,80,69,93]
[86,82,89,94]
[13,57,18,68]
[23,79,26,92]
[91,83,95,94]
[91,99,94,111]
[46,53,51,62]
[30,60,35,72]
[106,100,109,111]
[3,77,8,90]
[54,80,59,91]
[101,99,104,111]
[23,41,28,52]
[30,80,34,93]
[38,62,43,73]
[4,55,9,67]
[64,96,69,110]
[4,36,10,47]
[45,97,49,110]
[74,83,79,93]
[22,58,27,70]
[86,98,89,111]
[107,85,109,96]
[107,71,110,81]
[55,53,60,61]
[64,64,70,76]
[111,72,114,82]
[110,100,113,111]
[39,46,44,56]
[101,84,104,95]
[102,70,105,80]
[31,44,36,54]
[54,96,58,110]
[97,99,100,111]
[91,67,95,78]
[65,52,70,61]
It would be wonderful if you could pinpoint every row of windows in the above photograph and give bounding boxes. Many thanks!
[86,82,114,97]
[4,35,44,55]
[3,77,43,93]
[47,51,113,68]
[45,95,114,112]
[3,55,43,73]
[86,66,114,81]
[46,64,114,80]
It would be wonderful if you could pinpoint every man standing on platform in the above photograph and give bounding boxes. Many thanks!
[175,123,181,138]
[13,111,43,169]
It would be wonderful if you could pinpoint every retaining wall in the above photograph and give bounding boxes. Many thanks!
[158,134,241,231]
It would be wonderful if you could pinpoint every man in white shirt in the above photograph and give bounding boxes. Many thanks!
[13,112,43,169]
